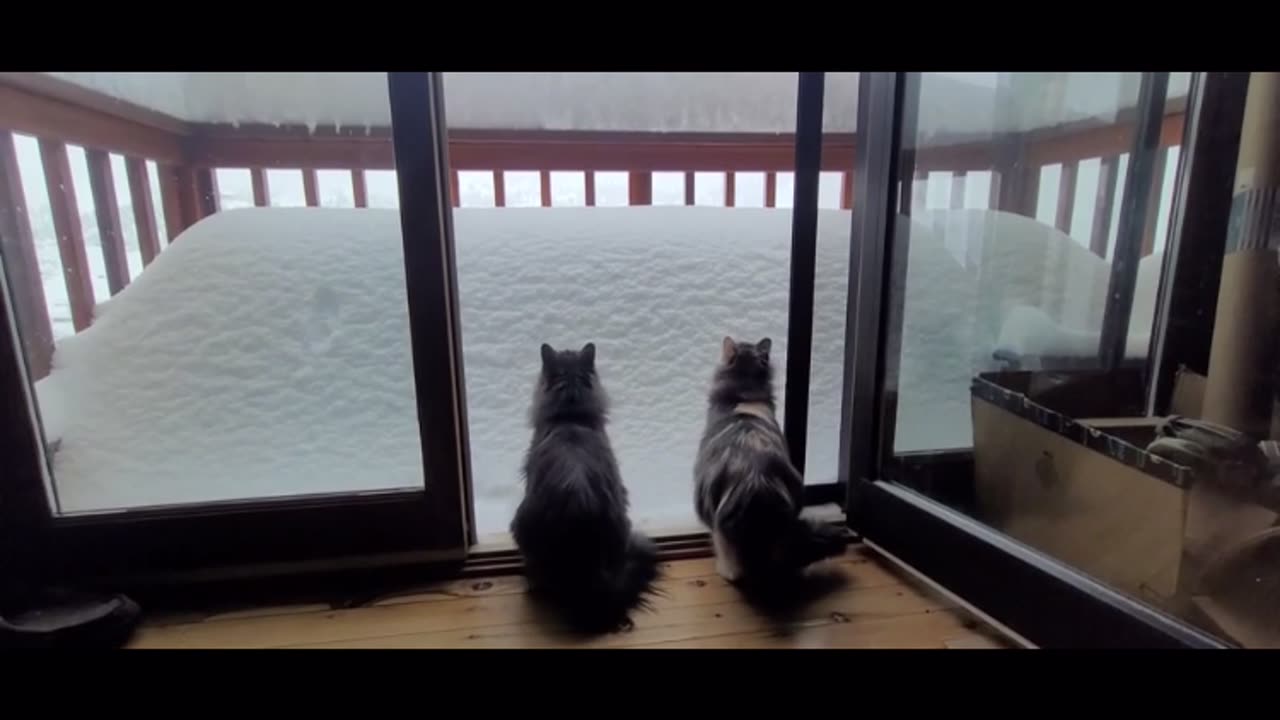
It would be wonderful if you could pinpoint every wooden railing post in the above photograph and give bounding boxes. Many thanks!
[302,169,319,207]
[949,171,966,209]
[583,171,594,207]
[725,171,736,207]
[38,139,95,333]
[194,167,219,217]
[493,170,506,207]
[84,148,130,295]
[124,157,161,265]
[251,168,270,207]
[1055,161,1079,234]
[539,170,551,207]
[628,171,651,206]
[765,172,777,208]
[684,172,694,206]
[350,169,367,208]
[993,145,1041,217]
[0,131,54,378]
[1090,155,1120,256]
[157,164,193,241]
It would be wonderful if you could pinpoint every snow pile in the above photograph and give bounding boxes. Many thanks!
[34,206,1160,533]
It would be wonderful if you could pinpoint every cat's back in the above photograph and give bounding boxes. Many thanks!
[526,422,620,486]
[699,405,786,458]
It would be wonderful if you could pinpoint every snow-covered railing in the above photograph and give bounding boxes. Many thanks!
[0,73,1185,384]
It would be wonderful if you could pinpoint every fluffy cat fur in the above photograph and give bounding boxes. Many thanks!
[694,336,846,586]
[511,342,659,633]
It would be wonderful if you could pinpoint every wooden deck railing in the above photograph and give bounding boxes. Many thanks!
[0,74,1186,381]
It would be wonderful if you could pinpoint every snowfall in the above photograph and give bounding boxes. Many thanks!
[29,204,1163,535]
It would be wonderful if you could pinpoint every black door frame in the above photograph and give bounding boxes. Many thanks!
[840,72,1238,648]
[0,73,472,586]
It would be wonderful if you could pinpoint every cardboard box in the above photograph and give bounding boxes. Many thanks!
[972,366,1280,645]
[970,368,1195,607]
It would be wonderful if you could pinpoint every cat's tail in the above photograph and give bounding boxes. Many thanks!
[784,515,848,568]
[718,456,847,580]
[532,531,660,635]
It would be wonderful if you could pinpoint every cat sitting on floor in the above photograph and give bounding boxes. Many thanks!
[694,336,845,588]
[511,342,659,633]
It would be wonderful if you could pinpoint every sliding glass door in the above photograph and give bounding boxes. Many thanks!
[842,72,1256,647]
[0,73,471,579]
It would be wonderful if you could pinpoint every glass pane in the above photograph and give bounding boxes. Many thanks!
[805,73,859,483]
[1170,73,1280,647]
[1,72,425,513]
[444,72,813,537]
[889,72,1189,455]
[876,72,1280,644]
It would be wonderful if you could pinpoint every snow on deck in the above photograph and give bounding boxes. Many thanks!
[34,207,1162,534]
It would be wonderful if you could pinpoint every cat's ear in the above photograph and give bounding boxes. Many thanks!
[721,336,737,363]
[580,342,596,369]
[540,343,555,368]
[757,337,772,361]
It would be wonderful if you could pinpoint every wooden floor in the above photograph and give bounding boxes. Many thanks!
[129,545,1012,649]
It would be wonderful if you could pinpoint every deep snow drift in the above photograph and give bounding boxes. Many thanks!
[33,207,1162,534]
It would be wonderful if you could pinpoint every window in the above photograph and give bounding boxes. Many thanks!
[844,72,1261,647]
[442,72,851,537]
[0,72,845,579]
[0,72,468,575]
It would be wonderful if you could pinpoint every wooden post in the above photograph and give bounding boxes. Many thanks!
[1055,161,1079,234]
[0,131,54,378]
[539,170,551,207]
[725,172,736,207]
[38,139,95,332]
[302,169,319,207]
[125,157,161,265]
[1090,155,1120,256]
[84,149,130,295]
[765,172,777,208]
[628,171,651,205]
[251,168,270,207]
[684,171,695,206]
[493,170,505,207]
[157,164,193,242]
[195,167,219,218]
[583,171,594,207]
[351,169,367,208]
[950,171,966,209]
[993,150,1040,217]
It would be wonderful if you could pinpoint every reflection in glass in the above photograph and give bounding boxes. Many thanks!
[891,73,1189,453]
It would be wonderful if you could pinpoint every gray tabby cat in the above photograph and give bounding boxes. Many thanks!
[511,342,658,633]
[694,336,845,584]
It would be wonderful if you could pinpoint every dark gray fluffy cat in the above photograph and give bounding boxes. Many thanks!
[511,342,658,633]
[694,336,845,585]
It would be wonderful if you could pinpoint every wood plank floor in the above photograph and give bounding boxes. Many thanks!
[129,545,1013,649]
